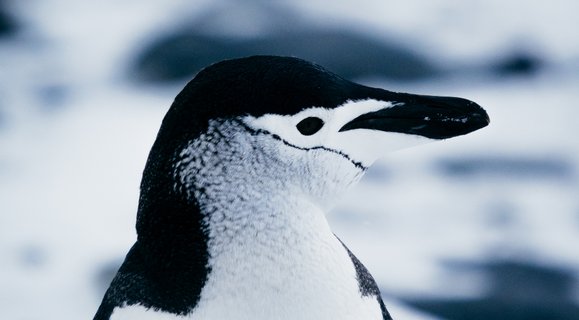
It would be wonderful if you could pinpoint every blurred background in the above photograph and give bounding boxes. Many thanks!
[1,0,578,319]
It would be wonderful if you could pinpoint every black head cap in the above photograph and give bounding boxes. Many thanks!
[162,56,370,137]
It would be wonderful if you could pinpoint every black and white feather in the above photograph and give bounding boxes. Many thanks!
[94,56,488,320]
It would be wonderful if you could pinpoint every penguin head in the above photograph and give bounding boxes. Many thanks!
[148,56,489,210]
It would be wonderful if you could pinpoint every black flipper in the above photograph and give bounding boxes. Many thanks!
[336,236,393,320]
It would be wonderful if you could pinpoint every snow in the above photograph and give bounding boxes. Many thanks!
[1,0,578,319]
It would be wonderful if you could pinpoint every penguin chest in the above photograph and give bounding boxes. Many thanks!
[111,201,384,320]
[189,207,384,319]
[110,233,384,320]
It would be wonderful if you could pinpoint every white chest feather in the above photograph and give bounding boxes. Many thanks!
[193,202,383,320]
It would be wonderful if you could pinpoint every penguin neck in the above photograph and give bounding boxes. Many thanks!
[187,171,375,319]
[172,119,366,246]
[179,119,340,247]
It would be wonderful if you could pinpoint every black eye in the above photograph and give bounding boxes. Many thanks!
[296,117,324,136]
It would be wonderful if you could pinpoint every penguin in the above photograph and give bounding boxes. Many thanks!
[94,55,489,320]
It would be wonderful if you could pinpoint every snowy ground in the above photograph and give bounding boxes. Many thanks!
[1,1,578,319]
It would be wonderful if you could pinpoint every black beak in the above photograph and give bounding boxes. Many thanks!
[339,92,490,139]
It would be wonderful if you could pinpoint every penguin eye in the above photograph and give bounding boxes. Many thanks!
[296,117,324,136]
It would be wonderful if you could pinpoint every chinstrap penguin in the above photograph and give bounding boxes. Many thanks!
[94,55,489,320]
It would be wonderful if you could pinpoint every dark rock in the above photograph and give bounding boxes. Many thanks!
[492,51,543,77]
[133,30,438,83]
[134,33,234,82]
[406,298,579,320]
[437,156,574,181]
[485,261,574,303]
[132,2,438,83]
[0,0,17,37]
[401,260,579,320]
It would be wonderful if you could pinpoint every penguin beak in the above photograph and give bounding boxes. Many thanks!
[339,93,490,139]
